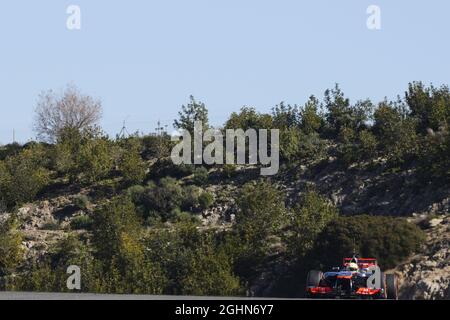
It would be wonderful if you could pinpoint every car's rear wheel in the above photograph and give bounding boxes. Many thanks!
[386,274,399,300]
[378,272,387,299]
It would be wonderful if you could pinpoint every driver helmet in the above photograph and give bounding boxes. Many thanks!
[348,262,359,271]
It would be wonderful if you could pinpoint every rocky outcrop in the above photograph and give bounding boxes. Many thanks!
[397,215,450,300]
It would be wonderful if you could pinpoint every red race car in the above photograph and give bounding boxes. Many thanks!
[306,256,399,299]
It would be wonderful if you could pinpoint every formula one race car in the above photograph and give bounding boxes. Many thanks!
[305,256,398,299]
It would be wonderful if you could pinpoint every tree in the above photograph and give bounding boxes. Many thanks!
[405,82,450,132]
[417,127,450,182]
[144,223,242,296]
[272,102,299,130]
[299,96,323,135]
[373,101,419,165]
[142,177,184,220]
[178,241,242,296]
[198,192,214,210]
[311,216,425,270]
[77,137,114,184]
[324,84,351,137]
[0,216,24,276]
[34,85,102,143]
[225,107,273,131]
[92,196,143,266]
[324,85,373,138]
[357,130,378,161]
[285,191,338,258]
[174,95,209,134]
[119,139,146,186]
[0,145,50,207]
[233,180,286,267]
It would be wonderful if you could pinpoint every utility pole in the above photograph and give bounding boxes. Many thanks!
[12,129,15,144]
[155,120,164,136]
[119,118,130,139]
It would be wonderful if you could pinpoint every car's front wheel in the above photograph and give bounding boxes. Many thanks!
[306,270,323,298]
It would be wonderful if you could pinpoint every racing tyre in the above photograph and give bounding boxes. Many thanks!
[377,272,387,299]
[386,274,398,300]
[306,270,323,288]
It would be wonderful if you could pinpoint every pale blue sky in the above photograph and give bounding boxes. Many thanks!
[0,0,449,143]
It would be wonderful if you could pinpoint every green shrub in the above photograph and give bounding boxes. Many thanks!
[285,191,338,258]
[198,192,214,210]
[142,178,184,219]
[126,185,146,203]
[181,185,202,211]
[222,164,237,178]
[0,146,50,207]
[229,180,287,279]
[150,158,194,179]
[119,139,146,186]
[144,224,242,296]
[41,220,60,231]
[70,215,93,230]
[73,195,91,210]
[172,210,201,224]
[92,196,143,265]
[192,166,209,186]
[0,216,24,276]
[141,135,172,159]
[311,215,425,269]
[77,138,113,184]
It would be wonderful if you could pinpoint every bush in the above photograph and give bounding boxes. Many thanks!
[357,130,378,161]
[373,102,419,166]
[222,164,237,178]
[150,158,194,179]
[77,138,114,184]
[119,139,146,186]
[126,185,146,203]
[142,178,184,220]
[230,180,286,279]
[70,215,93,230]
[0,216,24,276]
[41,220,60,231]
[144,224,242,296]
[92,196,143,266]
[405,82,450,132]
[141,135,172,159]
[297,132,327,163]
[192,166,209,186]
[198,192,214,210]
[0,145,50,208]
[73,195,91,211]
[311,215,425,270]
[285,191,338,258]
[417,128,450,183]
[299,96,323,134]
[181,185,202,211]
[172,210,201,224]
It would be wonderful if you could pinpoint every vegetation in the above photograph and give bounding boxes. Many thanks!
[0,216,24,276]
[1,82,444,296]
[311,216,425,270]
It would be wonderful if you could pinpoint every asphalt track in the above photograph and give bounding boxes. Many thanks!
[0,292,298,300]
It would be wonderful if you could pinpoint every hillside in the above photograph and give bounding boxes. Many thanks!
[0,82,448,298]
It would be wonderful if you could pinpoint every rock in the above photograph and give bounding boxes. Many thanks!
[397,215,450,300]
[428,218,444,228]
